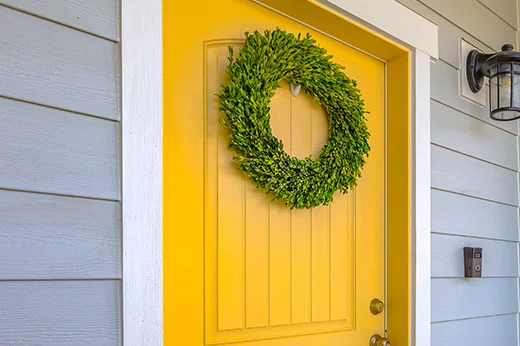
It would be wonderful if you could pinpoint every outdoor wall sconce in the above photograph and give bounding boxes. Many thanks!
[467,43,520,121]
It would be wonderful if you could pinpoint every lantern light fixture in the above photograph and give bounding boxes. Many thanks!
[467,43,520,121]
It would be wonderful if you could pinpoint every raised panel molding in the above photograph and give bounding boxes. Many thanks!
[204,41,358,344]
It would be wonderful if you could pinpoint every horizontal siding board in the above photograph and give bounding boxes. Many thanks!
[431,145,518,205]
[398,0,490,68]
[0,190,120,279]
[431,277,518,322]
[418,0,517,49]
[0,280,120,345]
[0,6,119,120]
[431,233,518,277]
[431,189,518,241]
[431,60,518,134]
[0,98,119,199]
[431,100,518,170]
[477,0,517,30]
[432,314,518,346]
[0,0,119,41]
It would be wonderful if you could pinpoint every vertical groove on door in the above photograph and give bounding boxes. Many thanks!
[217,55,245,331]
[290,86,312,324]
[311,205,331,322]
[289,92,293,325]
[310,101,331,322]
[245,171,269,328]
[330,192,352,321]
[267,202,271,327]
[329,205,333,321]
[242,176,247,327]
[204,43,220,339]
[268,82,292,326]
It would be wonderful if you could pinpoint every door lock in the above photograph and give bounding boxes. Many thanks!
[370,298,385,315]
[369,334,391,346]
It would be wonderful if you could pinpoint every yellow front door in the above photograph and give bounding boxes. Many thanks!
[165,1,386,345]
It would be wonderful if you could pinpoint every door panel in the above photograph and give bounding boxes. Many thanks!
[165,1,385,345]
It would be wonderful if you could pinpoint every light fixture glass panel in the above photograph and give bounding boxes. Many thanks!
[490,75,498,110]
[499,73,512,108]
[513,74,520,108]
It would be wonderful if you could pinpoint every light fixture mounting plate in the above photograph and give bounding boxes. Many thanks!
[466,49,485,93]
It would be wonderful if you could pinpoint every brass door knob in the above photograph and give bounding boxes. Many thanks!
[369,334,391,346]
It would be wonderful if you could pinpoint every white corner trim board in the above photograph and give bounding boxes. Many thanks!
[121,0,163,345]
[315,0,438,59]
[413,50,432,346]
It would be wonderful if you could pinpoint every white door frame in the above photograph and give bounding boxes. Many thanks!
[121,0,163,345]
[119,0,437,345]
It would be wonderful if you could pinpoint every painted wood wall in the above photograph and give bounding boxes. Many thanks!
[0,1,121,345]
[397,0,520,344]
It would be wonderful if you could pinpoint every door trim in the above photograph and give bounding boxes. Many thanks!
[412,50,432,346]
[121,0,163,345]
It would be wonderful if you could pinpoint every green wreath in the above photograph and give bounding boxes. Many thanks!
[218,29,369,209]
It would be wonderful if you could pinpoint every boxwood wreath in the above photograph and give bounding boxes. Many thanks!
[218,29,370,209]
